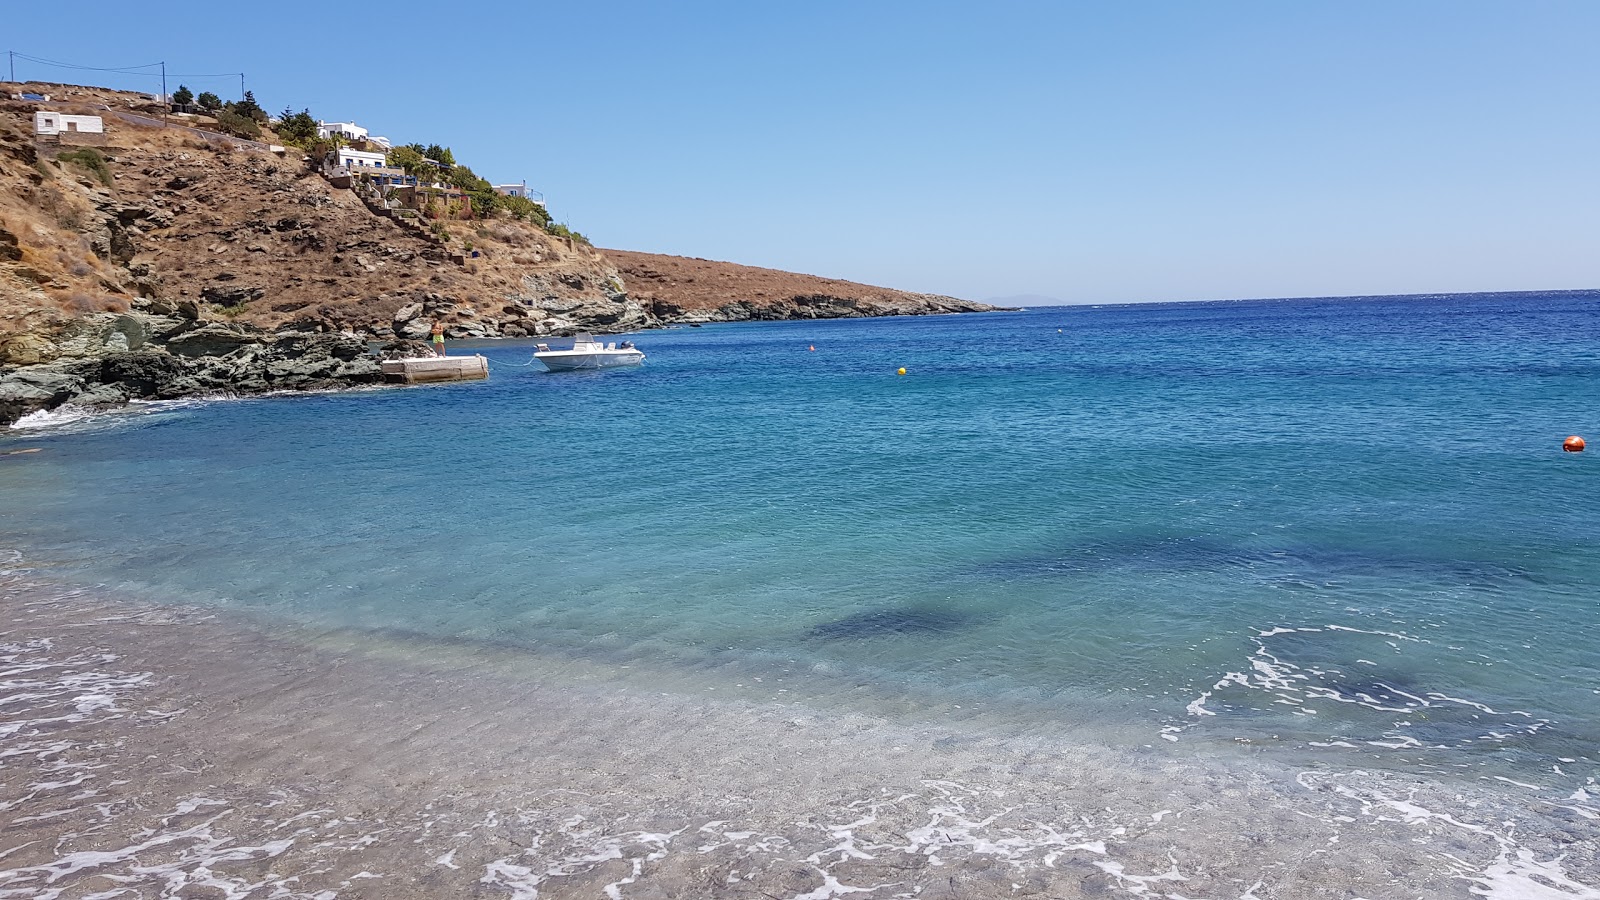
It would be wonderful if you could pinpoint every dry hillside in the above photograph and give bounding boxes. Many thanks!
[601,248,998,322]
[0,81,642,361]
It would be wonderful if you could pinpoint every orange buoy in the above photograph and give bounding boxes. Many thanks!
[809,345,815,352]
[1564,435,1586,453]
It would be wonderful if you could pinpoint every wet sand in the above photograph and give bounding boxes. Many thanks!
[2,560,1597,899]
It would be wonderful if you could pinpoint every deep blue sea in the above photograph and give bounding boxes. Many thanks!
[4,291,1598,790]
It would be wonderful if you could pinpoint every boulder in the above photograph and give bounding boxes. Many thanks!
[379,340,436,361]
[200,284,266,306]
[98,351,187,398]
[63,383,130,409]
[164,322,263,357]
[0,333,60,366]
[0,368,87,425]
[396,318,432,340]
[49,313,181,359]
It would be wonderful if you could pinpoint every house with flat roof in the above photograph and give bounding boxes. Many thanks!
[34,111,103,136]
[323,147,415,190]
[318,121,368,142]
[493,182,545,205]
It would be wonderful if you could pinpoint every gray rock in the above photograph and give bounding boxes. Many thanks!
[200,284,265,306]
[164,323,263,357]
[64,383,130,408]
[396,318,432,340]
[0,368,87,425]
[98,352,187,398]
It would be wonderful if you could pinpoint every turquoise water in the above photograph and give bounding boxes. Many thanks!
[4,291,1598,787]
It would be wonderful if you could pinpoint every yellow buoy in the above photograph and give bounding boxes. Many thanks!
[897,367,907,376]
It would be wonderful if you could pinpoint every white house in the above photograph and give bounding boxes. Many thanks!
[317,121,369,142]
[335,147,388,169]
[368,135,392,150]
[34,111,104,136]
[493,182,544,204]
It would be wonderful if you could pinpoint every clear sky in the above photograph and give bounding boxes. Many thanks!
[7,2,1598,303]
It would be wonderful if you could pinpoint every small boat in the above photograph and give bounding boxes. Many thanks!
[533,333,645,371]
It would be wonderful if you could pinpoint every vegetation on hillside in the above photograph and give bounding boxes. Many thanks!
[214,91,267,139]
[58,148,113,187]
[184,90,589,240]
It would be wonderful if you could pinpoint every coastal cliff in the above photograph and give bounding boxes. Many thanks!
[0,81,999,427]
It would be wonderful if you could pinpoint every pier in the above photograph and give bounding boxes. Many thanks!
[380,355,489,384]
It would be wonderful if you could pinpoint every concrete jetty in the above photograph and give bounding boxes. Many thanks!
[380,355,489,384]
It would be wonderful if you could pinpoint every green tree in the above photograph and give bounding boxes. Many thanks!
[274,107,319,146]
[423,144,455,167]
[227,90,267,123]
[171,84,194,106]
[196,91,221,111]
[387,145,427,175]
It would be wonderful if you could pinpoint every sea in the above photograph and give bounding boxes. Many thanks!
[2,290,1598,898]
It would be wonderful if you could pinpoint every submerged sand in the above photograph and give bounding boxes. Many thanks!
[2,557,1596,899]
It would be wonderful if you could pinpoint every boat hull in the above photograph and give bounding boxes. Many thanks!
[535,350,646,372]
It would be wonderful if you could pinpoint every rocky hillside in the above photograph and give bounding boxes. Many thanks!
[601,248,999,322]
[0,83,644,352]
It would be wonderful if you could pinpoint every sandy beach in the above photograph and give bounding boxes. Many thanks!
[4,552,1597,899]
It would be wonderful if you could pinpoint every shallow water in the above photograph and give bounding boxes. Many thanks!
[3,291,1598,797]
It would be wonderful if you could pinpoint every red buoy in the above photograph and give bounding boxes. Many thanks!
[1564,435,1586,453]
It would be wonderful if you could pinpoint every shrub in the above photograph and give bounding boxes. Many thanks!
[216,109,262,140]
[197,91,221,111]
[546,222,590,245]
[503,195,550,228]
[58,148,113,187]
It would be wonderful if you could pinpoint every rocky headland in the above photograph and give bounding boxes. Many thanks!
[0,81,1001,427]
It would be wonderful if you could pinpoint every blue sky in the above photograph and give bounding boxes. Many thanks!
[8,2,1598,303]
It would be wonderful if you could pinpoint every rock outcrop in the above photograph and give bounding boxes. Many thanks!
[0,308,382,427]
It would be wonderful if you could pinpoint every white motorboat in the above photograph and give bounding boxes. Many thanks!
[533,333,645,371]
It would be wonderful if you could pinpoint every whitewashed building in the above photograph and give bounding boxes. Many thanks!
[317,121,368,141]
[335,147,388,169]
[494,182,545,204]
[34,111,104,136]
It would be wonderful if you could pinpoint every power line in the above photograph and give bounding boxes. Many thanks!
[11,51,163,74]
[9,51,244,84]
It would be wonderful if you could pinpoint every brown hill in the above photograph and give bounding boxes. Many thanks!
[0,81,643,355]
[602,248,999,322]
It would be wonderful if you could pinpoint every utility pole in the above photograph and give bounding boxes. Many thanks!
[8,51,14,84]
[240,73,245,100]
[161,61,168,126]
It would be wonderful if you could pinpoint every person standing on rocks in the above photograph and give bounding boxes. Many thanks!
[431,321,446,357]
